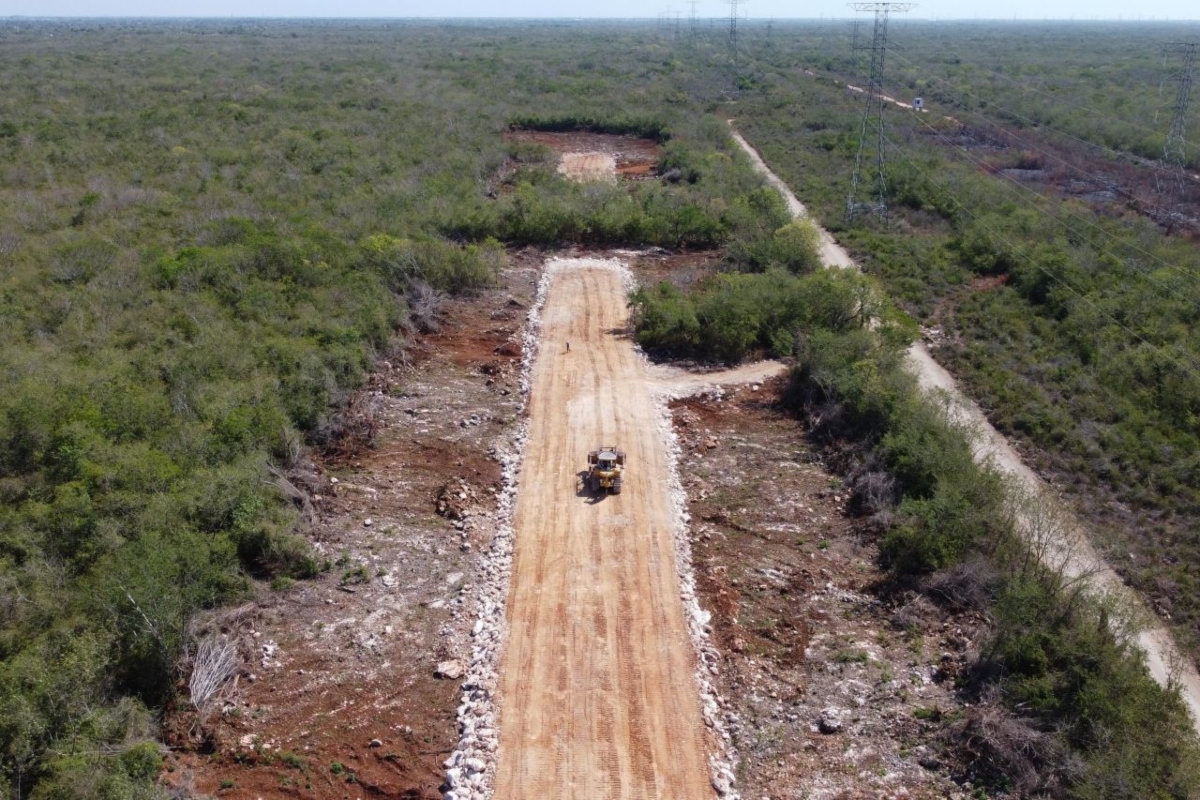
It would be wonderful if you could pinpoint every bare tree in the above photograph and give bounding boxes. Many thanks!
[188,634,239,714]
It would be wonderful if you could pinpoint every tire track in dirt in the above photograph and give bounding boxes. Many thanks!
[493,259,717,800]
[730,126,1200,732]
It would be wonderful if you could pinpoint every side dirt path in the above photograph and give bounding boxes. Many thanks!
[730,128,1200,730]
[494,258,718,800]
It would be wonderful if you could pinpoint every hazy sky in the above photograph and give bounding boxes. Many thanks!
[3,0,1196,20]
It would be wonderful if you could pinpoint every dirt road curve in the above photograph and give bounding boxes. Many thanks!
[730,127,1200,731]
[494,260,716,799]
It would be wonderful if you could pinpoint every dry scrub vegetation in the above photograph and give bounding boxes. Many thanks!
[0,19,790,799]
[1,16,1198,800]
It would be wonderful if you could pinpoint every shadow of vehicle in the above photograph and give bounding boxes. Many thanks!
[575,470,608,504]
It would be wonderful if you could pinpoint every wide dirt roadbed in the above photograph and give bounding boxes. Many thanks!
[495,260,714,799]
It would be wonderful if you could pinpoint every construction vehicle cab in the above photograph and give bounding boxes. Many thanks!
[586,446,626,495]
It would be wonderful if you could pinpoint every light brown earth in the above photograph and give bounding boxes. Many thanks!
[557,151,619,182]
[494,260,716,800]
[505,130,662,180]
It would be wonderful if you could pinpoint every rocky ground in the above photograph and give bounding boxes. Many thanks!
[163,254,543,799]
[163,248,993,800]
[672,381,988,800]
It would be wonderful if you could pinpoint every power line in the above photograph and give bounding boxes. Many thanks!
[1157,42,1198,204]
[877,130,1200,420]
[845,2,915,224]
[883,116,1200,376]
[884,50,1200,289]
[728,0,746,88]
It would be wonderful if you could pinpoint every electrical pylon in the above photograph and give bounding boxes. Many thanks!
[845,2,914,223]
[1158,42,1198,199]
[728,0,743,81]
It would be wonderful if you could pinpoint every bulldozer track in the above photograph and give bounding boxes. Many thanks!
[493,259,715,799]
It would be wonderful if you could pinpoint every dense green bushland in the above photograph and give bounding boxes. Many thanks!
[629,218,854,362]
[0,19,795,798]
[624,22,1200,794]
[631,220,1200,793]
[725,21,1200,666]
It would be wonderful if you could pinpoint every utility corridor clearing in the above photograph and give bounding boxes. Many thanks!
[494,259,715,799]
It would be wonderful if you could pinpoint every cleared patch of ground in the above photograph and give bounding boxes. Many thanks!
[493,258,717,800]
[505,130,662,180]
[557,151,617,183]
[162,253,543,799]
[161,244,1008,800]
[673,381,983,800]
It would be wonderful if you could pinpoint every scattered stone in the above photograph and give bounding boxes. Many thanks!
[819,707,849,734]
[368,738,383,748]
[436,660,466,680]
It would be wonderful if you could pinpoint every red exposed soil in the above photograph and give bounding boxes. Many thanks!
[917,120,1200,233]
[505,130,662,180]
[161,255,543,799]
[673,382,982,799]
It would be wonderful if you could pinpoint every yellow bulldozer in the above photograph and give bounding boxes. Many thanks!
[586,446,626,495]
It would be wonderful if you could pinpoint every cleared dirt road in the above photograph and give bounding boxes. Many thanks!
[494,259,715,799]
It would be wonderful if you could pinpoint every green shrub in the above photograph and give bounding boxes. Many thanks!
[117,743,161,783]
[633,269,900,365]
[981,572,1200,798]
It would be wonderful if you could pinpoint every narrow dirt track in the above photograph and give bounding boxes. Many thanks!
[731,127,1200,730]
[494,260,715,800]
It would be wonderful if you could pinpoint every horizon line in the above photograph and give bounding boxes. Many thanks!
[3,14,1199,21]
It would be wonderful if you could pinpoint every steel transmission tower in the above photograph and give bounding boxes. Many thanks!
[1158,42,1198,198]
[845,2,914,223]
[728,0,745,82]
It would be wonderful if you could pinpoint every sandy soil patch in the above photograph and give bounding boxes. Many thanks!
[492,258,721,799]
[557,151,618,183]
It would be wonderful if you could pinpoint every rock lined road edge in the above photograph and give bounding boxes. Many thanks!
[444,256,743,799]
[441,266,551,800]
[729,125,1200,731]
[617,258,743,798]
